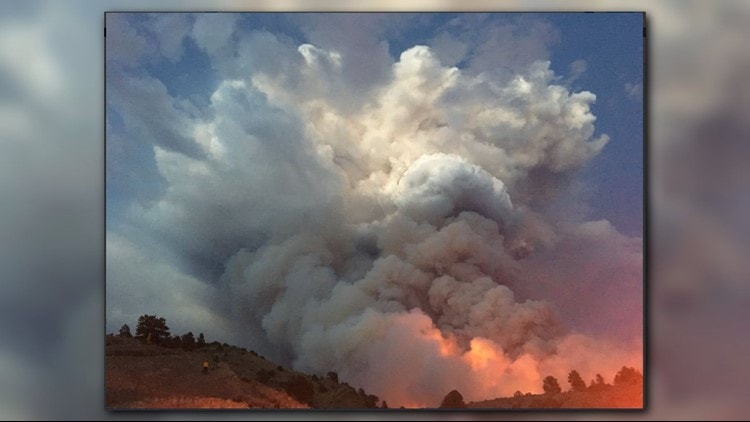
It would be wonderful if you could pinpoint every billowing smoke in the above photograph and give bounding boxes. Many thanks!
[107,14,642,407]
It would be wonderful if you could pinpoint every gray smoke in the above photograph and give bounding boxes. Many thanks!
[106,14,642,406]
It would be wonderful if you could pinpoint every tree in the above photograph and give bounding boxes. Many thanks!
[118,324,132,337]
[568,370,587,392]
[589,373,607,391]
[181,331,196,350]
[381,400,388,409]
[542,376,562,394]
[439,390,467,408]
[614,366,643,386]
[197,332,206,347]
[135,314,170,344]
[514,390,523,398]
[327,371,338,383]
[364,394,379,408]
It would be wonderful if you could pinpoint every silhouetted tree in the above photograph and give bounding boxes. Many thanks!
[327,371,338,383]
[381,400,388,409]
[514,390,523,398]
[589,373,608,391]
[135,314,170,344]
[365,394,379,408]
[439,390,467,408]
[614,366,643,386]
[197,332,206,347]
[568,370,587,392]
[542,376,562,394]
[181,331,196,350]
[118,324,132,337]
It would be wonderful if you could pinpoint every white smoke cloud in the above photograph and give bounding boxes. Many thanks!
[107,14,641,407]
[393,153,514,227]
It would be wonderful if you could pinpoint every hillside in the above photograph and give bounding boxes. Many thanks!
[468,384,643,409]
[107,333,643,410]
[106,335,381,409]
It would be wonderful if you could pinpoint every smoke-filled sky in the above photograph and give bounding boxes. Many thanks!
[106,12,643,407]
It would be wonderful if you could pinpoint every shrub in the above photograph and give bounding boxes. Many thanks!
[284,375,315,404]
[118,324,132,338]
[256,369,275,383]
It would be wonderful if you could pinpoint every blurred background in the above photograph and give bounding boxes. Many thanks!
[1,0,749,420]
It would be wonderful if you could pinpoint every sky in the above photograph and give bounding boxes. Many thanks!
[106,12,643,407]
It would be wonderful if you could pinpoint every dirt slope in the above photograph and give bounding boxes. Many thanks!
[106,336,377,409]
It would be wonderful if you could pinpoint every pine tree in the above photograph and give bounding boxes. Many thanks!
[568,370,587,392]
[542,376,562,394]
[135,314,170,344]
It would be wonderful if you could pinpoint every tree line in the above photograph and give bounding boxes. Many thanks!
[539,366,643,395]
[116,314,208,351]
[441,367,643,408]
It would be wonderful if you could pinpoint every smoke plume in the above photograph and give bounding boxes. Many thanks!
[107,14,642,407]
